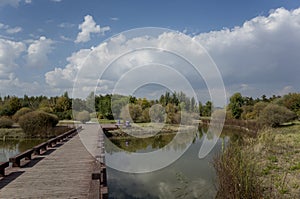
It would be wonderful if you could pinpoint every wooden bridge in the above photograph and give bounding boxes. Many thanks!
[0,124,109,199]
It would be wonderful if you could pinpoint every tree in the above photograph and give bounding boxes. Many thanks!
[0,96,21,116]
[76,111,91,123]
[228,93,244,119]
[259,104,297,127]
[165,103,180,124]
[190,97,196,112]
[86,92,95,112]
[198,101,204,116]
[97,94,113,119]
[141,108,151,123]
[129,104,143,122]
[149,104,165,122]
[203,101,213,117]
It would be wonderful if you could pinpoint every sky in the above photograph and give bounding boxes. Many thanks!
[1,0,300,104]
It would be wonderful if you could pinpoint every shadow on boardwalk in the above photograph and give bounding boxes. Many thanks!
[0,141,68,190]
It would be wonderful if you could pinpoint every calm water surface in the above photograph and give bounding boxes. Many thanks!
[0,139,46,162]
[106,128,231,199]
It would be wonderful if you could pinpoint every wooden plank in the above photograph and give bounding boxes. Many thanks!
[0,133,97,198]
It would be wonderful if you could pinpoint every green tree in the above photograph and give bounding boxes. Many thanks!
[0,96,21,116]
[198,101,204,116]
[203,101,213,117]
[228,93,244,119]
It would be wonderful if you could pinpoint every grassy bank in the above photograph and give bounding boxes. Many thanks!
[214,123,300,198]
[253,124,300,198]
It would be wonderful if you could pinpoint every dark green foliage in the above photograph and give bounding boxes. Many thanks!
[259,104,297,127]
[0,117,14,128]
[18,111,59,137]
[202,101,213,117]
[96,94,114,119]
[0,96,22,116]
[228,92,244,119]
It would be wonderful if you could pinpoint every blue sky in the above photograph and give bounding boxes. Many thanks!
[1,0,300,103]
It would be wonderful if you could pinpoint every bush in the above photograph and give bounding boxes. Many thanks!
[259,104,297,127]
[0,117,14,128]
[76,111,90,123]
[18,111,59,137]
[12,107,33,122]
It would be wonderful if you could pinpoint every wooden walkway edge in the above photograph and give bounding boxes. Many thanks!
[0,128,100,198]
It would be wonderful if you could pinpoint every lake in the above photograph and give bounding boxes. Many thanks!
[0,126,234,198]
[0,139,46,162]
[106,127,231,199]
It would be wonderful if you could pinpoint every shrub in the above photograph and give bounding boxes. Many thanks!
[12,107,33,122]
[0,116,14,128]
[76,111,90,123]
[259,104,297,127]
[18,111,59,137]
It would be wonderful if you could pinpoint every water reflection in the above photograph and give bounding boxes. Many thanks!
[106,126,232,199]
[0,139,46,162]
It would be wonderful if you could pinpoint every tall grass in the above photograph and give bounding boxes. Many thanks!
[213,140,263,199]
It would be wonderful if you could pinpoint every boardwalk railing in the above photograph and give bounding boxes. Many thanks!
[0,126,82,176]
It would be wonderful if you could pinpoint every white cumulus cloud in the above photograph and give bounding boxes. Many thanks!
[194,7,300,96]
[0,38,25,77]
[26,36,54,68]
[75,15,110,43]
[46,7,300,100]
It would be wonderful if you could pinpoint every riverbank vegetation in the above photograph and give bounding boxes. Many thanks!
[214,92,300,198]
[215,124,300,198]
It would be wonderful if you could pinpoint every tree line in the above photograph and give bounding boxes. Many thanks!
[0,91,213,126]
[227,92,299,127]
[1,90,299,132]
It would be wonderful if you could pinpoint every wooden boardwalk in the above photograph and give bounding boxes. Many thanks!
[0,125,105,199]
